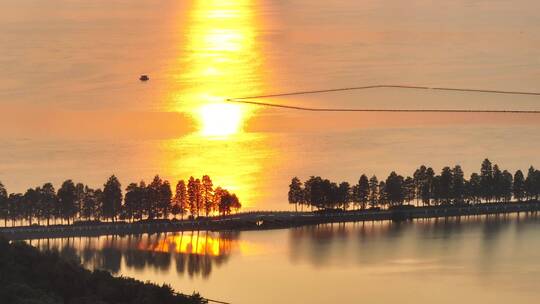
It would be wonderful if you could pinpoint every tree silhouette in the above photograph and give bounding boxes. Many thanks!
[213,187,225,215]
[385,172,404,206]
[23,187,39,225]
[356,174,370,210]
[173,180,188,219]
[75,183,85,219]
[451,165,465,203]
[187,177,198,216]
[304,176,325,210]
[525,167,540,200]
[147,175,163,219]
[403,176,415,205]
[217,190,241,216]
[0,182,8,226]
[513,170,526,201]
[501,170,513,202]
[159,180,173,219]
[81,186,101,220]
[468,173,481,204]
[337,182,351,210]
[288,177,304,212]
[230,194,241,213]
[413,166,425,205]
[201,175,214,216]
[102,175,122,222]
[368,176,379,208]
[438,167,452,204]
[8,193,23,226]
[480,159,494,202]
[194,179,203,216]
[40,183,57,225]
[58,180,78,224]
[415,166,435,206]
[378,181,387,207]
[124,183,142,222]
[492,165,503,202]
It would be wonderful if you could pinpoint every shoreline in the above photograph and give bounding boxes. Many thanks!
[1,201,539,240]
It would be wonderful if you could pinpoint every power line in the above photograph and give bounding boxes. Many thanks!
[227,99,540,113]
[174,293,231,304]
[204,298,231,304]
[226,84,540,113]
[229,84,540,100]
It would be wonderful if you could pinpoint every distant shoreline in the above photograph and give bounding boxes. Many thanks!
[1,201,539,240]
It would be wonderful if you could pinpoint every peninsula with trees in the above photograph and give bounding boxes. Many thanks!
[1,159,540,240]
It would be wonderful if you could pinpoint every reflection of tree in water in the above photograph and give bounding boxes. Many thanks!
[99,246,122,273]
[168,231,238,279]
[30,231,240,278]
[289,222,349,264]
[288,214,540,268]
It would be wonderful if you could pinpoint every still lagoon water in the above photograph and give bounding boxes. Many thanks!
[29,214,540,304]
[2,0,540,211]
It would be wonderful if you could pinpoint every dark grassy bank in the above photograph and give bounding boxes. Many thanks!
[1,201,539,240]
[0,237,206,304]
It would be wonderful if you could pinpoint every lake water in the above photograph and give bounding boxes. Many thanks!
[5,1,540,302]
[1,0,540,211]
[28,214,540,303]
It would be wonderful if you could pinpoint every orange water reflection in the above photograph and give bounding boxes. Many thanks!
[160,0,278,210]
[29,231,253,278]
[170,0,264,137]
[141,232,236,257]
[161,132,279,210]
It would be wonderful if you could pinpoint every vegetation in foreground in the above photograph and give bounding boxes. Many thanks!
[0,237,206,304]
[289,159,540,211]
[0,175,241,227]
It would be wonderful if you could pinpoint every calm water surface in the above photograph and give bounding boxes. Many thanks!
[29,214,540,303]
[1,0,540,210]
[5,1,540,302]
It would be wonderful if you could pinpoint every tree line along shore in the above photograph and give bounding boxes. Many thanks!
[0,175,241,227]
[1,158,540,233]
[288,159,540,211]
[3,202,540,241]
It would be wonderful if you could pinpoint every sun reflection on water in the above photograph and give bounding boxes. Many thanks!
[162,132,273,210]
[158,0,279,211]
[141,232,236,257]
[199,103,243,137]
[172,0,262,138]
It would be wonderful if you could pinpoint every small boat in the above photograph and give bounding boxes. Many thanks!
[139,75,149,81]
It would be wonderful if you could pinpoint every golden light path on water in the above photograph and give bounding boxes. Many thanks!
[173,0,259,137]
[163,0,273,210]
[139,233,262,257]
